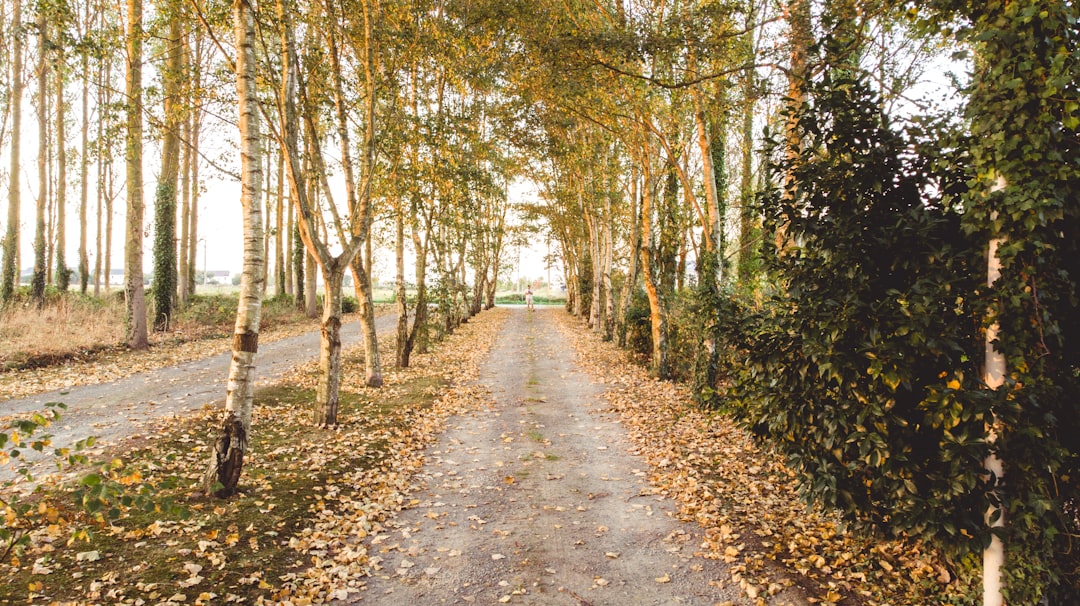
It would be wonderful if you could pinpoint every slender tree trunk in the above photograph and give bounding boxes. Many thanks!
[261,148,271,295]
[617,167,641,348]
[93,59,103,297]
[304,248,317,317]
[737,5,758,283]
[204,0,264,498]
[410,219,429,355]
[291,220,303,308]
[737,72,756,282]
[153,0,181,330]
[601,202,614,341]
[983,179,1008,606]
[78,25,90,295]
[275,151,285,297]
[32,10,49,308]
[124,0,148,348]
[178,86,191,305]
[104,154,114,294]
[350,255,383,387]
[777,0,811,251]
[639,144,668,379]
[186,41,202,299]
[285,194,294,296]
[395,201,409,368]
[315,264,345,426]
[54,44,69,291]
[2,0,23,302]
[186,112,199,295]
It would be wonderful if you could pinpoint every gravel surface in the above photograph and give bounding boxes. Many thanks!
[351,308,807,605]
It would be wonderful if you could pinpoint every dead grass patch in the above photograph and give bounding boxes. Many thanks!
[0,297,124,371]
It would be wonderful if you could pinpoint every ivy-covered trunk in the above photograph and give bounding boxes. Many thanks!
[152,0,182,330]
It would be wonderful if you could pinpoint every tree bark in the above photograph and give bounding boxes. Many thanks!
[204,0,264,498]
[395,200,410,368]
[304,248,317,317]
[315,264,345,427]
[153,0,182,330]
[638,140,668,379]
[275,151,285,297]
[78,12,90,295]
[351,254,383,387]
[124,0,148,348]
[178,77,191,305]
[616,166,641,348]
[32,9,49,308]
[185,39,202,299]
[54,42,69,292]
[2,0,23,302]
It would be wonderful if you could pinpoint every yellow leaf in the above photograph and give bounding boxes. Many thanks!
[654,573,671,583]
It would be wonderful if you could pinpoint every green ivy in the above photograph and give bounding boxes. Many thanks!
[947,2,1080,601]
[727,47,993,561]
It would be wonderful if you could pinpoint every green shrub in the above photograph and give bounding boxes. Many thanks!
[725,53,991,563]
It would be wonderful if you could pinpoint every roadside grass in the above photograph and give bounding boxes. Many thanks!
[0,293,124,371]
[0,292,316,374]
[0,308,506,605]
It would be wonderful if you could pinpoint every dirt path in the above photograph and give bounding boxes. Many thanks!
[1,315,398,481]
[352,308,805,606]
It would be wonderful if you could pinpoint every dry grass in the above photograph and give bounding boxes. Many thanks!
[0,296,125,369]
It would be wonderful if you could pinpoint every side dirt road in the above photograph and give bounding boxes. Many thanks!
[350,308,808,606]
[0,314,398,481]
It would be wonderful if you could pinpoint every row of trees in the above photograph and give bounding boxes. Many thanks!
[511,0,1077,603]
[4,0,1076,601]
[1,0,519,496]
[0,0,212,331]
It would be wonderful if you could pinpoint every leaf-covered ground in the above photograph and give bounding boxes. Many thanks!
[2,306,980,605]
[346,306,792,605]
[0,308,505,605]
[555,314,980,605]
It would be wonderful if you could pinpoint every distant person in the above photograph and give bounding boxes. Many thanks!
[525,287,534,310]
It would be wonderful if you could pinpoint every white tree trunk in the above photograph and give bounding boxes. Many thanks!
[204,0,264,498]
[983,181,1007,606]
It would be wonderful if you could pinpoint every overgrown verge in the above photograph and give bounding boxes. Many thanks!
[558,313,980,605]
[0,307,506,605]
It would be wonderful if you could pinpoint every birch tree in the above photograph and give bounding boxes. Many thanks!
[204,0,264,498]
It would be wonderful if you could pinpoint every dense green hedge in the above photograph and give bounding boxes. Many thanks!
[707,9,1080,599]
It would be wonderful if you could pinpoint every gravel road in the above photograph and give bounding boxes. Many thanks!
[1,314,398,482]
[349,308,808,605]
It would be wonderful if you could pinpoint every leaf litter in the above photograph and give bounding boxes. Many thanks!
[554,314,978,605]
[1,306,976,605]
[0,308,507,605]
